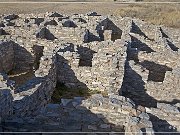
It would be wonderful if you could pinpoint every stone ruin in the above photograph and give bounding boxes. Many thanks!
[0,12,179,134]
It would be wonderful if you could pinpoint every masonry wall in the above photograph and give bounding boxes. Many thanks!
[0,39,57,118]
[0,42,14,73]
[48,26,86,44]
[0,89,13,125]
[0,12,180,133]
[122,18,180,105]
[145,68,180,102]
[56,40,127,94]
[0,73,14,124]
[0,41,35,73]
[13,48,57,117]
[80,94,154,134]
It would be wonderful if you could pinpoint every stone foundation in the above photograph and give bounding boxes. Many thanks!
[0,12,179,133]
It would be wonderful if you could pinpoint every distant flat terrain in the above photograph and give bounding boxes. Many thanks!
[0,2,179,28]
[0,3,127,15]
[0,0,111,1]
[0,0,180,2]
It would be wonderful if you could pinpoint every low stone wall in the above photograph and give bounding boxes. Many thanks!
[56,40,127,94]
[0,42,14,73]
[145,68,180,102]
[1,94,154,134]
[80,94,154,134]
[48,26,86,44]
[138,50,180,69]
[0,41,35,73]
[122,17,180,105]
[146,102,180,132]
[0,40,57,118]
[12,48,57,117]
[0,12,180,133]
[0,73,14,122]
[91,40,127,94]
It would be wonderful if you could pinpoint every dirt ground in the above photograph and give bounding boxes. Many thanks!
[0,2,179,28]
[0,3,128,15]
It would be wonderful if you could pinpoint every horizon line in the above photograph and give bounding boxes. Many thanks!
[0,1,179,4]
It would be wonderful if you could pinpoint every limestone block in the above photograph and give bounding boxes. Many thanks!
[104,30,112,41]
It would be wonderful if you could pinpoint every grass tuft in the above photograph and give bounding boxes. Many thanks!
[51,82,107,103]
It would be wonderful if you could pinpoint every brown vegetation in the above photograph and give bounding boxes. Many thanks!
[0,3,179,28]
[114,4,180,28]
[51,82,108,103]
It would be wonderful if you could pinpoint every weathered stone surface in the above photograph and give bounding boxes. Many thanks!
[36,27,56,40]
[0,22,5,27]
[61,99,72,106]
[157,103,179,113]
[44,20,58,26]
[0,12,179,134]
[62,20,77,28]
[4,14,19,21]
[49,12,63,17]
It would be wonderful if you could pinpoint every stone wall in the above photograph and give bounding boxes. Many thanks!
[56,40,127,95]
[0,12,180,133]
[146,102,180,132]
[0,73,14,124]
[0,42,14,73]
[80,94,154,134]
[0,40,57,118]
[13,47,57,117]
[122,17,180,104]
[0,41,34,73]
[1,94,154,134]
[145,68,180,102]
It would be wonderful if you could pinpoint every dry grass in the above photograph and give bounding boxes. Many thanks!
[0,3,179,28]
[51,82,108,103]
[114,4,180,28]
[0,0,179,1]
[142,0,180,1]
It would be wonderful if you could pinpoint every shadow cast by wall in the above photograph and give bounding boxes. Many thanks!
[62,20,77,28]
[1,47,126,133]
[1,102,125,133]
[96,18,122,41]
[44,20,58,26]
[2,41,36,89]
[0,28,10,35]
[149,113,177,135]
[74,17,87,23]
[36,27,57,41]
[120,61,158,108]
[87,12,101,16]
[84,29,100,43]
[166,39,179,52]
[34,18,44,26]
[58,43,75,52]
[127,36,155,63]
[139,60,172,82]
[77,46,97,67]
[121,41,157,107]
[120,61,179,134]
[12,42,34,71]
[130,35,155,53]
[131,21,149,39]
[56,54,88,89]
[32,45,44,70]
[159,27,169,38]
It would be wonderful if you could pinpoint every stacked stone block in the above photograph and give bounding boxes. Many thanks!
[0,12,179,133]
